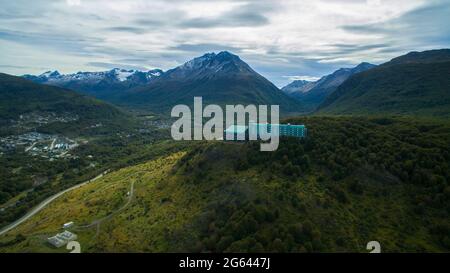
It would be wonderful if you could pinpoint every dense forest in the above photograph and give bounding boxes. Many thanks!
[167,116,449,252]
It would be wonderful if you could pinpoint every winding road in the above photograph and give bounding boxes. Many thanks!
[0,171,108,237]
[74,179,136,237]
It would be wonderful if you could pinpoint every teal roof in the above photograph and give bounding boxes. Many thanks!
[225,125,248,134]
[249,122,307,138]
[251,123,305,128]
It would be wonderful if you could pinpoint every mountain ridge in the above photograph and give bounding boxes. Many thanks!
[281,62,376,112]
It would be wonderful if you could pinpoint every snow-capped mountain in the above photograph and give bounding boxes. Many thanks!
[21,51,303,113]
[24,68,163,84]
[281,80,314,95]
[162,51,256,80]
[23,68,164,99]
[117,51,302,113]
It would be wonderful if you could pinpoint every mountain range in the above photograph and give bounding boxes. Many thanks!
[19,49,450,117]
[281,62,376,113]
[23,52,302,114]
[23,68,163,100]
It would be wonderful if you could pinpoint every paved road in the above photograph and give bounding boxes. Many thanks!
[0,171,108,237]
[50,138,56,150]
[25,142,37,152]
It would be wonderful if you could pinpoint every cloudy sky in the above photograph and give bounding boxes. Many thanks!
[0,0,449,87]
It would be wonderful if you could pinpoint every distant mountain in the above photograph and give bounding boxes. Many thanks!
[118,51,303,114]
[317,49,450,117]
[282,62,376,113]
[23,68,163,99]
[0,73,132,135]
[281,80,314,95]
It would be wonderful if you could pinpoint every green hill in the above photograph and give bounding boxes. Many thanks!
[1,116,448,253]
[0,73,133,136]
[317,49,450,117]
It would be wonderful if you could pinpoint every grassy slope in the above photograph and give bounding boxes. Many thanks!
[0,152,200,252]
[0,117,449,253]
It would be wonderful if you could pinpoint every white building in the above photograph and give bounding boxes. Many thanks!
[63,222,74,229]
[47,231,78,248]
[47,236,66,248]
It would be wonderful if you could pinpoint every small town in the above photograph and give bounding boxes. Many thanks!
[0,132,79,159]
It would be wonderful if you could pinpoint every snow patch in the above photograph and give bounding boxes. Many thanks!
[113,69,135,82]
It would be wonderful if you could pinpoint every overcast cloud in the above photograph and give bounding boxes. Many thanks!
[0,0,448,87]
